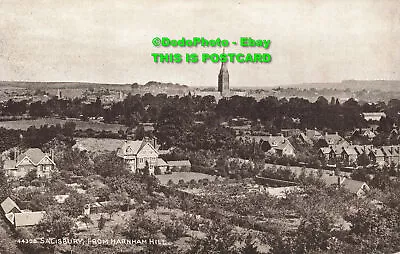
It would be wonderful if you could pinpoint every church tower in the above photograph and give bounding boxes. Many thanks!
[218,49,229,96]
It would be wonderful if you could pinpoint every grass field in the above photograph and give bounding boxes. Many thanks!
[74,138,126,153]
[0,118,127,133]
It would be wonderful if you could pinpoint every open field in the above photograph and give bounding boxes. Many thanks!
[74,138,126,153]
[0,118,128,133]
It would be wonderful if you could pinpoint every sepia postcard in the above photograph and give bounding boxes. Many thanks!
[0,1,399,253]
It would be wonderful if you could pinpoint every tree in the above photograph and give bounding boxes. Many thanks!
[124,214,162,240]
[98,215,106,231]
[241,234,261,254]
[63,121,76,137]
[161,221,187,242]
[357,152,370,167]
[62,192,92,217]
[109,190,130,211]
[135,125,145,140]
[93,152,127,178]
[36,210,74,239]
[0,170,10,202]
[186,218,241,254]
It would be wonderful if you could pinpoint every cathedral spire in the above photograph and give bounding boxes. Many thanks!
[218,48,229,96]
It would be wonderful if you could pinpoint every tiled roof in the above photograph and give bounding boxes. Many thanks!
[16,148,54,166]
[342,147,358,156]
[245,135,291,150]
[306,129,323,139]
[17,148,46,165]
[362,112,386,117]
[320,175,344,186]
[157,158,168,167]
[323,133,347,146]
[167,160,191,167]
[14,211,46,227]
[117,139,157,157]
[370,148,385,157]
[381,146,400,157]
[1,197,21,214]
[342,179,369,194]
[319,147,331,154]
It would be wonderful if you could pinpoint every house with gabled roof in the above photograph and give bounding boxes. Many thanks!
[243,135,296,157]
[117,137,159,174]
[320,176,370,197]
[318,147,334,162]
[362,112,386,122]
[305,129,323,141]
[3,148,55,179]
[381,146,400,166]
[320,132,349,147]
[341,179,370,197]
[340,147,358,165]
[368,148,386,167]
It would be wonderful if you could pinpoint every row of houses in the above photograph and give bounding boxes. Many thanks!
[319,144,400,167]
[237,134,296,157]
[1,137,192,181]
[238,130,353,158]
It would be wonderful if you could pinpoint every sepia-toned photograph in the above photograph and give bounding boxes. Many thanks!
[0,0,400,253]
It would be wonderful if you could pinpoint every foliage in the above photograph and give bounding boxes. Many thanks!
[36,210,74,239]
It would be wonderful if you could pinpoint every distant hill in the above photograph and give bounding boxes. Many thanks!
[143,81,188,89]
[131,81,190,95]
[283,80,400,92]
[0,81,189,92]
[0,81,132,90]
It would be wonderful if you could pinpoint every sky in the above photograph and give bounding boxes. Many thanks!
[0,0,399,88]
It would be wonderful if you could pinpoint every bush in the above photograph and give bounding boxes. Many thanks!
[162,221,187,242]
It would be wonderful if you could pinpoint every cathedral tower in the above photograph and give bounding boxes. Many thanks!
[218,49,229,96]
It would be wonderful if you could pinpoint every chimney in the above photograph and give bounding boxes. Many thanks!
[391,146,394,154]
[15,149,19,162]
[337,175,341,187]
[153,137,158,149]
[335,132,338,135]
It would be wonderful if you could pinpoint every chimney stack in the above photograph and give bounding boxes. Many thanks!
[15,149,19,162]
[153,137,158,150]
